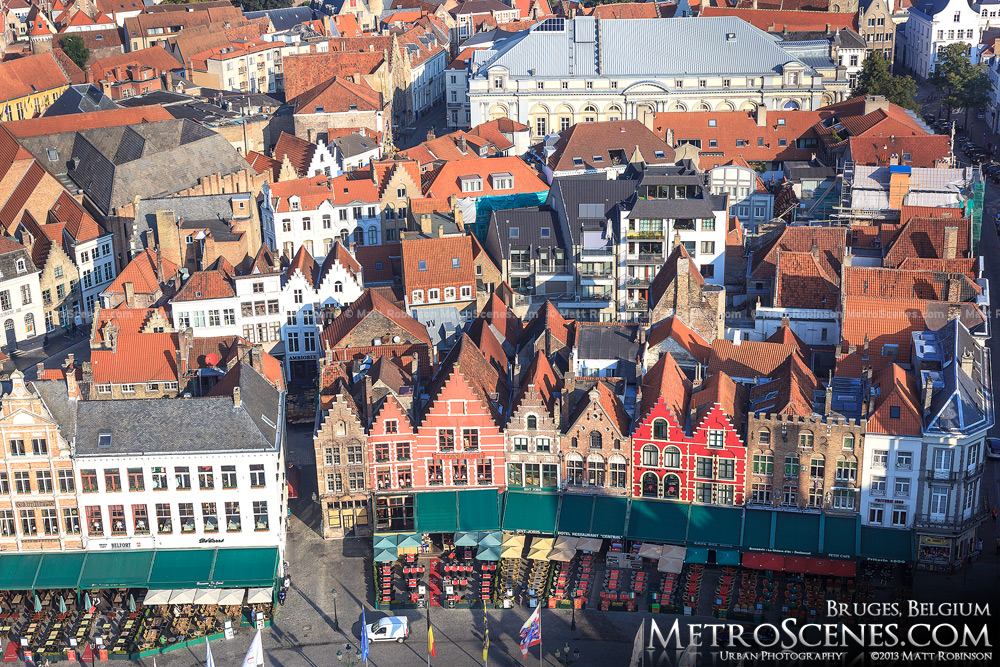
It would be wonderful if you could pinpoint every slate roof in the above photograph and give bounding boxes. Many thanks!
[78,362,281,455]
[575,322,639,362]
[43,84,119,117]
[548,176,637,245]
[244,6,318,31]
[134,194,245,251]
[487,206,563,261]
[546,120,675,173]
[470,16,829,78]
[921,318,991,434]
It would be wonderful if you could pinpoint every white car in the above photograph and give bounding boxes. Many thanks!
[366,616,409,643]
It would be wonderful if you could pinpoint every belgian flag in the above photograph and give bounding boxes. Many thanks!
[427,608,437,659]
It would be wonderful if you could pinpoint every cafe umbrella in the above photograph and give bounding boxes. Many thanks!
[84,593,92,611]
[58,596,67,614]
[33,594,42,613]
[128,595,136,613]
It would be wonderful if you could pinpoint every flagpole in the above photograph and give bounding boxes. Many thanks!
[538,605,542,667]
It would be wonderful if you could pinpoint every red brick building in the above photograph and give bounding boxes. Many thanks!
[631,352,749,505]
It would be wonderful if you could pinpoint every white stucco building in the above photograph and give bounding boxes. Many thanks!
[467,16,851,136]
[71,364,287,554]
[0,240,45,348]
[261,174,381,262]
[901,0,983,79]
[708,163,774,232]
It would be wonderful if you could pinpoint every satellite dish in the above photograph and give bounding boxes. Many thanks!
[205,353,220,366]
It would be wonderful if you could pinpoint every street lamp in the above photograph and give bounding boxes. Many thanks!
[336,643,362,667]
[570,603,576,632]
[331,588,340,632]
[554,642,580,666]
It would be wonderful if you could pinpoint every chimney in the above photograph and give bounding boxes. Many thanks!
[363,373,373,427]
[824,372,833,414]
[233,386,241,408]
[960,348,974,376]
[887,166,910,209]
[946,276,962,302]
[419,212,432,235]
[561,368,575,429]
[250,344,263,371]
[426,128,436,141]
[544,328,552,357]
[454,207,464,230]
[458,134,468,154]
[64,354,80,400]
[943,226,958,260]
[862,334,869,360]
[124,281,136,308]
[155,246,164,283]
[36,362,44,378]
[756,104,767,127]
[810,238,819,259]
[780,315,790,329]
[437,224,445,238]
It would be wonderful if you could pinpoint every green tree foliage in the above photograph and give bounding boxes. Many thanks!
[852,51,919,111]
[239,0,294,11]
[932,42,994,126]
[60,35,90,70]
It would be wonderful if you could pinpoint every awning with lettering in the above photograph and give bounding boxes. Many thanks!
[741,552,784,571]
[142,590,172,606]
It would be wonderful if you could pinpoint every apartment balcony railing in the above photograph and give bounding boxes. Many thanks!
[624,277,652,288]
[625,300,648,311]
[913,508,988,534]
[626,230,665,239]
[627,253,664,264]
[578,269,614,279]
[536,263,568,275]
[509,261,531,272]
[577,290,613,302]
[580,247,615,257]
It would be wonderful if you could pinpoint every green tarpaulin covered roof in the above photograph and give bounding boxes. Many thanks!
[0,548,279,591]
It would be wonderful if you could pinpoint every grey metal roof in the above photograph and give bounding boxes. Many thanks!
[244,6,318,31]
[777,41,836,70]
[75,362,282,456]
[332,132,379,158]
[921,319,992,434]
[472,16,823,78]
[43,85,119,117]
[548,176,637,245]
[412,305,464,348]
[0,244,37,281]
[18,119,251,215]
[631,196,725,220]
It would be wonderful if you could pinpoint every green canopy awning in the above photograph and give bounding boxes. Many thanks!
[860,526,914,563]
[773,512,820,554]
[556,494,594,536]
[626,499,687,543]
[741,510,773,551]
[79,551,154,589]
[34,553,86,590]
[457,489,501,532]
[687,505,742,548]
[0,554,42,590]
[149,550,216,588]
[591,496,628,539]
[502,491,559,534]
[716,549,741,566]
[374,546,398,562]
[416,491,458,533]
[475,545,501,561]
[373,534,398,549]
[685,547,709,564]
[479,530,502,547]
[823,515,859,558]
[396,533,423,549]
[209,548,279,588]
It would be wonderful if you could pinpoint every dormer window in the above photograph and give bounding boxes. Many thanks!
[290,198,300,211]
[490,172,512,190]
[540,227,551,238]
[98,433,112,448]
[15,259,25,274]
[509,227,519,239]
[460,175,483,193]
[573,157,583,166]
[451,257,460,268]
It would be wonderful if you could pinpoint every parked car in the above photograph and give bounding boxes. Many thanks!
[986,437,1000,460]
[366,616,409,643]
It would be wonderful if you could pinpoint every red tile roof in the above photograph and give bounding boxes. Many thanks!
[283,52,384,100]
[400,235,474,292]
[286,244,319,287]
[512,350,561,417]
[708,339,800,378]
[469,316,508,379]
[773,250,839,309]
[884,217,971,267]
[172,269,235,302]
[547,120,675,173]
[245,150,280,180]
[691,371,747,430]
[750,226,846,282]
[0,52,79,102]
[355,243,400,284]
[638,351,691,426]
[91,332,178,383]
[591,2,659,18]
[2,105,173,138]
[898,205,964,223]
[268,173,379,213]
[844,266,980,301]
[320,288,431,349]
[106,249,178,295]
[522,300,573,347]
[324,240,362,278]
[847,135,951,168]
[646,316,711,365]
[273,132,316,178]
[423,156,548,199]
[896,257,978,282]
[765,324,810,360]
[699,6,857,31]
[477,292,520,347]
[89,46,181,79]
[568,379,631,436]
[749,352,817,416]
[422,332,509,425]
[867,363,922,435]
[93,306,170,342]
[652,109,823,164]
[294,76,383,115]
[50,191,101,242]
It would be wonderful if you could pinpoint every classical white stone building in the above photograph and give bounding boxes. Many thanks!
[467,16,851,135]
[901,0,984,79]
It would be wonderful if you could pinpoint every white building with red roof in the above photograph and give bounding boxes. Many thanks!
[260,172,382,262]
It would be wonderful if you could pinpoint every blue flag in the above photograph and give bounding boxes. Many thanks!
[361,608,369,661]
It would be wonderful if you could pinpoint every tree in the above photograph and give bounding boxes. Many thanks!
[852,51,919,111]
[932,42,993,127]
[60,35,89,70]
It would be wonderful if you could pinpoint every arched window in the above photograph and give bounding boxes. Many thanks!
[609,454,627,488]
[526,415,537,430]
[353,228,364,246]
[582,105,597,122]
[670,103,687,112]
[24,313,33,335]
[489,105,509,121]
[368,227,378,245]
[339,230,349,245]
[566,453,584,485]
[663,446,681,468]
[587,454,605,486]
[664,474,680,499]
[717,102,735,112]
[606,104,622,121]
[652,419,668,440]
[784,100,800,110]
[641,472,659,497]
[695,102,711,111]
[334,281,343,293]
[641,445,659,467]
[589,431,602,449]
